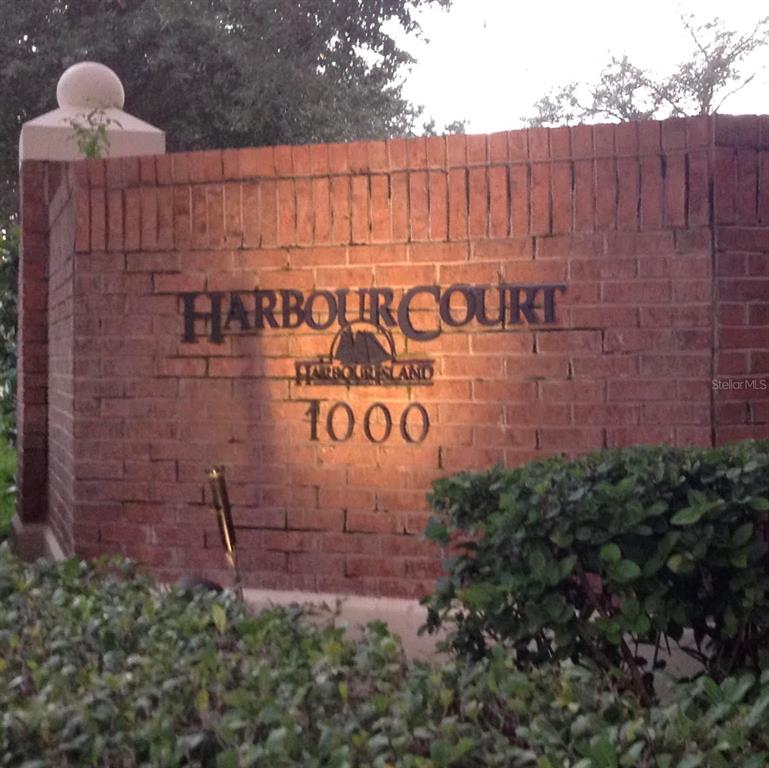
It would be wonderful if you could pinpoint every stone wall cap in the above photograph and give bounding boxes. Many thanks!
[20,61,165,162]
[56,62,125,110]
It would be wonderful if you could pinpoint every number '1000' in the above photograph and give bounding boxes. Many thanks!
[304,401,430,444]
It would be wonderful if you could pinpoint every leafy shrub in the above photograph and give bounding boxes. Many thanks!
[2,546,769,765]
[423,441,769,697]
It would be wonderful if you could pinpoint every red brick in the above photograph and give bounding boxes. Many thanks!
[530,163,550,235]
[537,330,601,353]
[428,171,448,240]
[138,187,157,250]
[220,183,240,248]
[285,178,309,246]
[595,158,616,230]
[640,354,710,376]
[346,556,405,578]
[751,352,769,373]
[486,131,507,162]
[286,509,344,531]
[718,278,769,302]
[390,172,409,242]
[638,121,661,153]
[466,134,487,164]
[594,124,614,156]
[574,404,639,426]
[664,153,686,227]
[348,141,368,173]
[189,186,208,248]
[468,168,488,237]
[409,171,429,241]
[607,426,674,447]
[719,327,769,349]
[345,511,399,534]
[322,143,346,175]
[407,136,428,168]
[487,166,508,238]
[528,128,549,160]
[421,135,444,167]
[736,149,758,224]
[500,130,529,162]
[509,165,529,236]
[538,427,605,450]
[106,189,123,251]
[122,156,140,186]
[548,126,569,159]
[551,162,572,234]
[291,144,311,175]
[446,134,466,166]
[448,168,468,240]
[661,118,687,151]
[253,180,275,247]
[276,179,295,246]
[749,254,769,277]
[687,115,712,149]
[362,142,386,174]
[573,160,594,231]
[602,280,671,304]
[715,115,759,147]
[718,228,769,253]
[386,137,406,170]
[263,531,317,553]
[716,251,748,277]
[688,151,710,227]
[640,156,663,229]
[615,122,638,155]
[274,145,292,175]
[90,188,106,251]
[715,147,736,225]
[643,402,710,426]
[759,152,769,224]
[207,184,226,248]
[571,125,593,158]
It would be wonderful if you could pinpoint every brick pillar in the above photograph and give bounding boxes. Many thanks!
[712,115,769,442]
[14,61,165,560]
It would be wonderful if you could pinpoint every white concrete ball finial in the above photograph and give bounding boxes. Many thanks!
[56,62,125,110]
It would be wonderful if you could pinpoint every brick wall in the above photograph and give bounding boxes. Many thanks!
[17,115,769,598]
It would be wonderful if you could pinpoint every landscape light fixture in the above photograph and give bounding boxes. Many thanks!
[207,466,243,600]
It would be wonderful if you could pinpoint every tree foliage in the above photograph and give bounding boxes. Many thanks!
[526,13,769,127]
[0,0,451,216]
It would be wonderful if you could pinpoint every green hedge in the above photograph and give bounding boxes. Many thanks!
[2,546,769,766]
[423,441,769,697]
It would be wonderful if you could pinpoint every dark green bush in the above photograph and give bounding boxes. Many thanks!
[423,441,769,696]
[2,546,769,765]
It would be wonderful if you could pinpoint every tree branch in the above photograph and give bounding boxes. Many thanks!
[713,71,757,112]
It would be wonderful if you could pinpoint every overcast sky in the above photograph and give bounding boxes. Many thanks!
[391,0,769,133]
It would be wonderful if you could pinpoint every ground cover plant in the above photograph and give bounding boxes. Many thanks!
[2,546,769,766]
[423,440,769,701]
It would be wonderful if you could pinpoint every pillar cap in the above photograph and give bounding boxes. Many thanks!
[19,61,165,162]
[56,62,125,110]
